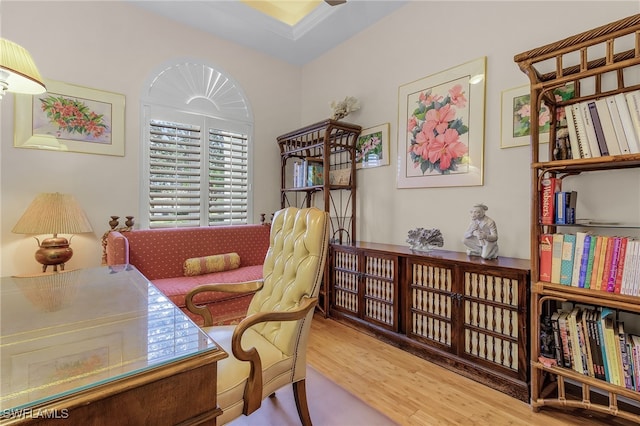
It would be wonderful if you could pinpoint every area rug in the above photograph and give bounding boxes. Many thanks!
[228,366,397,425]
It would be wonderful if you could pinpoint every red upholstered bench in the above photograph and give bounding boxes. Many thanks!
[106,225,270,325]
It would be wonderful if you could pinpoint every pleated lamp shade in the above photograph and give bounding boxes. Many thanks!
[12,193,93,235]
[0,38,46,97]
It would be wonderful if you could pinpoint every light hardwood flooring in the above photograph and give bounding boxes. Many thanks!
[307,314,638,426]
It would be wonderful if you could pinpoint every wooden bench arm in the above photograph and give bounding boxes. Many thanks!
[232,296,318,415]
[185,280,264,326]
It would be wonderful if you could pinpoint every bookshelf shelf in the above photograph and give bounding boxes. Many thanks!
[535,282,640,312]
[515,14,640,420]
[533,153,640,172]
[543,222,640,229]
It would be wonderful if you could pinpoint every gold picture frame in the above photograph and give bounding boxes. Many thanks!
[14,79,125,156]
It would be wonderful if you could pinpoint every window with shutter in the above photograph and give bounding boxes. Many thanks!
[141,61,252,229]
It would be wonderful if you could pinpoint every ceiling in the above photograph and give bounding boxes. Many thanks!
[130,1,407,66]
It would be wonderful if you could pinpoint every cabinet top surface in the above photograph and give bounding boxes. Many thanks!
[0,266,223,412]
[333,241,531,271]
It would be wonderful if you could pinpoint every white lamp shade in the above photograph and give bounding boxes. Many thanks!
[0,38,46,95]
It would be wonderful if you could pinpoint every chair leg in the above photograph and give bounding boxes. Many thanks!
[292,379,312,426]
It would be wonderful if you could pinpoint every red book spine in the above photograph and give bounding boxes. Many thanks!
[541,177,561,225]
[614,237,628,294]
[601,238,615,292]
[606,237,622,293]
[539,234,553,282]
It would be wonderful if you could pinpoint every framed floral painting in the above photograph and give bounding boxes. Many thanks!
[397,57,486,188]
[356,123,390,169]
[14,79,125,156]
[500,83,575,148]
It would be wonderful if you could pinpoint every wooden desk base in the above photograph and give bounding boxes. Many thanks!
[7,354,222,425]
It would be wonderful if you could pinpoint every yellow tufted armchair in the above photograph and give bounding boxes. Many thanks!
[185,207,329,425]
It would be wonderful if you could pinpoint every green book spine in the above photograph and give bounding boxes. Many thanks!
[584,234,598,289]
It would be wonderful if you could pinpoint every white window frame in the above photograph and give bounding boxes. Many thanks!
[140,60,253,229]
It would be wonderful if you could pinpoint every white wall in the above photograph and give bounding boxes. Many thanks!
[1,1,639,276]
[300,1,640,260]
[0,1,299,276]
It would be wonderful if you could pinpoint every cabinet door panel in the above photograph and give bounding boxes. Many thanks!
[408,261,453,350]
[463,271,521,372]
[363,253,398,331]
[332,248,360,314]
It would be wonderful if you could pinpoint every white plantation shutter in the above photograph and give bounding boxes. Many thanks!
[146,115,250,228]
[148,120,203,228]
[208,129,248,225]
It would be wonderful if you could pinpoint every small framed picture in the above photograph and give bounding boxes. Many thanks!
[356,123,390,169]
[500,84,575,148]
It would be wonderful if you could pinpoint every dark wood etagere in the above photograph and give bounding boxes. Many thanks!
[515,14,640,422]
[277,119,361,315]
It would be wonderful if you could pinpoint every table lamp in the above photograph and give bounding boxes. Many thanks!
[0,38,46,99]
[12,193,93,272]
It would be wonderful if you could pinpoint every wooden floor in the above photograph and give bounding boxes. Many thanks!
[307,314,638,426]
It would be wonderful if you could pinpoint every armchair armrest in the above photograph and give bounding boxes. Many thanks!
[233,296,318,415]
[185,280,264,326]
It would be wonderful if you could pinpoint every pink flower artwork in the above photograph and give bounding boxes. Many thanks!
[406,81,470,175]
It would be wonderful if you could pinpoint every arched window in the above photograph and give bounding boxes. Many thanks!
[141,60,253,228]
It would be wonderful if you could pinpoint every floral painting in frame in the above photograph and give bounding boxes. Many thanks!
[500,83,575,148]
[397,57,486,188]
[356,123,390,169]
[14,79,125,156]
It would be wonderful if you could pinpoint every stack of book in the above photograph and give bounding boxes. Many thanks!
[539,232,640,295]
[561,90,640,160]
[549,305,638,391]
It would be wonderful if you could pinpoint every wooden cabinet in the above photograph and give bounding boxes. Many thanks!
[515,14,640,422]
[277,119,361,315]
[329,242,530,401]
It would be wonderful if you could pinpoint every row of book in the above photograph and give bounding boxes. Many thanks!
[547,306,638,390]
[540,232,640,296]
[559,90,640,160]
[292,158,323,188]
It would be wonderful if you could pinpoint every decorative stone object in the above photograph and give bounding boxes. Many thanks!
[406,227,444,252]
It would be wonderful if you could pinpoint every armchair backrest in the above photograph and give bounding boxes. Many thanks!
[247,207,329,356]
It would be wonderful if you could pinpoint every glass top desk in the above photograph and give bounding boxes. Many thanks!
[1,265,227,425]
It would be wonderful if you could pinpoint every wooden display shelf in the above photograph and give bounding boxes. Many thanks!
[516,13,640,421]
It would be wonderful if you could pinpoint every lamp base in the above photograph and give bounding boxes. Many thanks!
[35,236,73,272]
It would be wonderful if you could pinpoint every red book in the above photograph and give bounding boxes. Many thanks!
[606,237,622,292]
[614,237,628,294]
[541,176,561,225]
[600,237,615,292]
[539,233,553,282]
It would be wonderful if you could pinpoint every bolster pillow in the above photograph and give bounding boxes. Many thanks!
[183,252,241,276]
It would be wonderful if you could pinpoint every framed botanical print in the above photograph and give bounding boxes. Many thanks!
[397,57,486,188]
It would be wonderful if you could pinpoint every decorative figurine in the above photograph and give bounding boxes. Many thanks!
[463,203,498,259]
